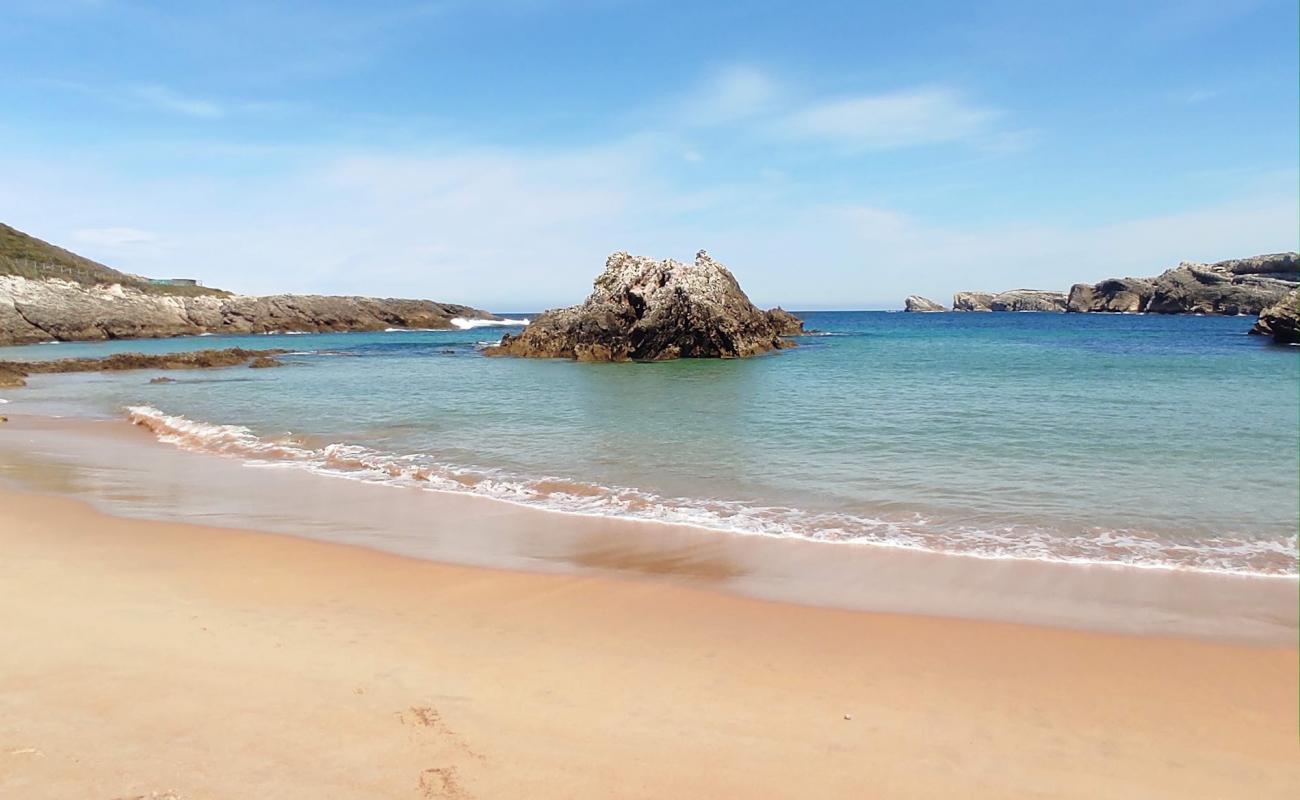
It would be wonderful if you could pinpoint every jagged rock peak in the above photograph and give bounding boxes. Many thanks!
[487,250,803,361]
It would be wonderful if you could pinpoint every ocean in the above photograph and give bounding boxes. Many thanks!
[1,310,1296,578]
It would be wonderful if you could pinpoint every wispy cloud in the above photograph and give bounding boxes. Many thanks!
[662,68,1016,154]
[680,64,779,125]
[129,84,224,118]
[779,86,1000,150]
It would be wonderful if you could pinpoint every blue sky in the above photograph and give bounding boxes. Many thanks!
[1,0,1296,309]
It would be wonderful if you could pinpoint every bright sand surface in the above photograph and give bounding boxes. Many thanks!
[1,483,1298,798]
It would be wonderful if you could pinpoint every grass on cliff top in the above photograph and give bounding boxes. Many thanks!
[0,222,230,297]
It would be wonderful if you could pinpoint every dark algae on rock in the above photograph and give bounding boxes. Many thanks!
[0,347,289,386]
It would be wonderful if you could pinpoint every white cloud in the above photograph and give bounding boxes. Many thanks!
[780,87,999,150]
[682,65,779,124]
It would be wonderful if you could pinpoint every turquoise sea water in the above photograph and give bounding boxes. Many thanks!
[2,311,1296,576]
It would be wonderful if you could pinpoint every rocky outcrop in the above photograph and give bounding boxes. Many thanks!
[952,292,995,311]
[487,250,802,361]
[1067,278,1154,313]
[990,290,1067,312]
[904,295,946,312]
[1248,289,1299,344]
[952,290,1066,312]
[1068,253,1298,315]
[0,275,497,346]
[0,348,290,386]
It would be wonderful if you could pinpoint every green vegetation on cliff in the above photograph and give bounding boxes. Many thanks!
[0,222,227,297]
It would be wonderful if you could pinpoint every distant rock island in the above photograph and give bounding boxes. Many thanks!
[903,252,1298,323]
[904,295,945,312]
[952,289,1068,312]
[0,222,498,346]
[487,250,803,361]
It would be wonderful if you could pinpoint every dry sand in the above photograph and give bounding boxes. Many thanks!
[1,486,1297,799]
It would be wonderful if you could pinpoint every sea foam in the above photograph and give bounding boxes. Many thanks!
[123,405,1298,579]
[450,317,530,330]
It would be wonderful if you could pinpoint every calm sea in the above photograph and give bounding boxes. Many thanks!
[2,311,1296,576]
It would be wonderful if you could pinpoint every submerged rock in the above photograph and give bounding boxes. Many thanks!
[0,347,288,380]
[487,250,802,361]
[904,295,946,312]
[248,355,282,369]
[1249,289,1300,344]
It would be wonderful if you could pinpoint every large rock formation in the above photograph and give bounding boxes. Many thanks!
[904,295,946,312]
[952,289,1067,312]
[1066,278,1154,313]
[1068,253,1298,315]
[0,276,497,346]
[1248,289,1299,344]
[486,250,802,361]
[952,292,995,311]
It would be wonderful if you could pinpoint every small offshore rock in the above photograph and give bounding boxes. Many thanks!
[149,376,176,384]
[487,250,802,361]
[904,295,946,312]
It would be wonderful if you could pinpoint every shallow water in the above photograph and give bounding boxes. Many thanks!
[2,311,1296,576]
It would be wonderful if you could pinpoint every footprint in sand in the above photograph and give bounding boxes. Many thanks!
[418,766,469,799]
[398,706,486,798]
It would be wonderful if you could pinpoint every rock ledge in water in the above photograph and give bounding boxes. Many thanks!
[487,251,802,361]
[1249,288,1300,344]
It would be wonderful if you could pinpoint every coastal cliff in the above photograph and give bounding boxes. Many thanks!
[0,223,497,346]
[487,250,802,361]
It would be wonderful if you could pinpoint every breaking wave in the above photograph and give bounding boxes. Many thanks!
[450,317,530,330]
[125,405,1298,578]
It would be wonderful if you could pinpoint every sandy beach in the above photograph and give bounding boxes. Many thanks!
[1,484,1297,799]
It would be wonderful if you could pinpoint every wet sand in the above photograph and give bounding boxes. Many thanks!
[0,413,1295,645]
[1,483,1298,798]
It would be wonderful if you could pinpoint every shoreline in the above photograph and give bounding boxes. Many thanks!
[0,410,1296,645]
[2,483,1298,798]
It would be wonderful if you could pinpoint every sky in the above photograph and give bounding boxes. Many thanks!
[1,0,1296,310]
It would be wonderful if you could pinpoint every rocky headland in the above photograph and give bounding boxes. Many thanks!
[487,250,803,361]
[1068,253,1298,315]
[0,223,498,346]
[911,252,1298,321]
[0,347,289,387]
